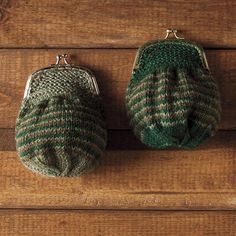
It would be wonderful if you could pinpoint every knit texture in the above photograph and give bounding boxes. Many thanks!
[16,65,107,177]
[126,39,221,149]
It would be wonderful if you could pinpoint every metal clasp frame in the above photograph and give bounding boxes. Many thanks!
[165,29,184,39]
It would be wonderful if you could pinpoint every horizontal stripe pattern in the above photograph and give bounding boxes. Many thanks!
[17,102,104,129]
[16,114,106,139]
[126,67,220,149]
[16,66,106,177]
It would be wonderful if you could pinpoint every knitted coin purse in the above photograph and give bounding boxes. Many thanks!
[126,30,221,149]
[16,54,107,177]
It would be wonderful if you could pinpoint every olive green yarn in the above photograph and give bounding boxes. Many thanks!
[126,39,221,149]
[16,65,107,177]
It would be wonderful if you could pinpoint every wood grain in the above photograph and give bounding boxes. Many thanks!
[0,129,235,151]
[0,131,235,209]
[0,49,235,130]
[0,1,235,235]
[0,0,235,48]
[0,210,236,236]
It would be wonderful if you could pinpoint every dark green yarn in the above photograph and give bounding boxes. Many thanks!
[132,39,204,82]
[16,65,107,177]
[126,39,221,149]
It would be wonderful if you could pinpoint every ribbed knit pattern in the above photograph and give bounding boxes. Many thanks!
[16,66,107,177]
[126,39,221,149]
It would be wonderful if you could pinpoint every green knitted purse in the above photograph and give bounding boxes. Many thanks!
[16,54,107,177]
[126,33,221,149]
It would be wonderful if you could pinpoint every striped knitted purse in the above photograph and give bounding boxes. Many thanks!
[126,34,221,149]
[16,54,107,177]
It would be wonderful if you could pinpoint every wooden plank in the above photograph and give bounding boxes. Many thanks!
[0,0,235,48]
[0,129,235,151]
[0,210,236,236]
[0,129,14,151]
[0,49,235,130]
[0,133,235,209]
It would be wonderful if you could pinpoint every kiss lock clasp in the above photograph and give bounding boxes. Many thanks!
[165,29,184,39]
[55,54,70,65]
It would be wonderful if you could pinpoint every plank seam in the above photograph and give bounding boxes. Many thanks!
[0,47,235,50]
[0,208,236,212]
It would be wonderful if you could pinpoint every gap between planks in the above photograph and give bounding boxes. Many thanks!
[0,147,235,210]
[0,0,235,48]
[0,49,235,130]
[0,129,235,151]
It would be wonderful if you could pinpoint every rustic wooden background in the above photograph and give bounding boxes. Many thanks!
[0,0,235,235]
